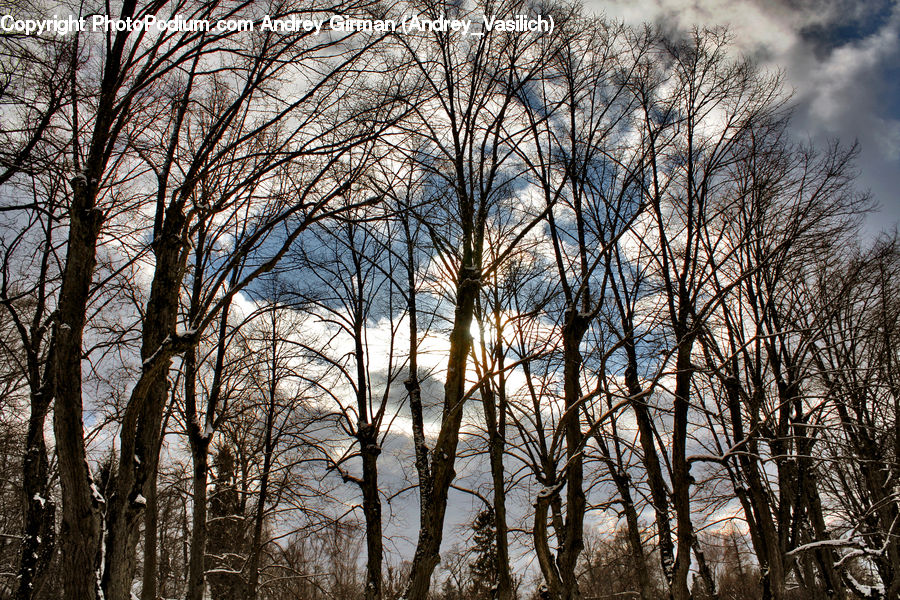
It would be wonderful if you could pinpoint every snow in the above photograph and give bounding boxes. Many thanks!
[142,336,173,367]
[661,554,674,579]
[535,482,565,501]
[844,572,885,599]
[90,481,105,506]
[96,521,107,600]
[786,535,858,557]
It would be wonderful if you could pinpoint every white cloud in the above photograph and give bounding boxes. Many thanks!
[802,7,900,126]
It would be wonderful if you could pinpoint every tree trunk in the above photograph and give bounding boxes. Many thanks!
[361,428,383,600]
[594,426,653,600]
[54,3,141,595]
[482,377,512,600]
[247,359,277,600]
[473,295,514,600]
[53,175,105,600]
[624,329,676,596]
[141,468,159,600]
[186,431,211,600]
[404,264,479,600]
[103,241,182,599]
[556,309,590,600]
[671,335,695,600]
[672,336,694,600]
[16,386,56,600]
[692,536,719,600]
[534,488,563,599]
[720,373,786,599]
[403,210,430,533]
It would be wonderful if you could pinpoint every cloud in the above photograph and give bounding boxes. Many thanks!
[799,5,899,126]
[587,0,900,228]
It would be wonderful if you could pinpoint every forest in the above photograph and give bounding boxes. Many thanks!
[0,0,897,599]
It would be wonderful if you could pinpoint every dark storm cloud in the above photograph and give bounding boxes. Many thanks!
[796,0,893,56]
[592,0,900,230]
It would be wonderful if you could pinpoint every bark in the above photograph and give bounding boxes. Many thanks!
[403,208,430,544]
[401,207,436,598]
[141,468,159,600]
[53,2,138,596]
[345,232,385,600]
[246,321,278,600]
[593,422,653,600]
[360,427,383,600]
[403,263,479,600]
[245,422,272,600]
[719,369,786,599]
[474,294,513,600]
[623,328,676,594]
[670,335,696,600]
[182,228,236,600]
[103,203,186,599]
[534,487,563,598]
[186,435,210,600]
[823,370,899,596]
[16,384,56,600]
[54,175,105,600]
[616,472,652,600]
[12,192,58,600]
[556,308,590,600]
[610,192,677,596]
[183,233,211,600]
[692,536,719,600]
[481,370,512,599]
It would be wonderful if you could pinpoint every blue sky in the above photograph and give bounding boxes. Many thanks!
[593,0,900,232]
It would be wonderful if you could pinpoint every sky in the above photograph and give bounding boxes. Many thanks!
[56,0,899,580]
[592,0,900,233]
[396,0,900,572]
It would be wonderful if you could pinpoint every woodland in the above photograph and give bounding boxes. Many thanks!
[0,0,897,599]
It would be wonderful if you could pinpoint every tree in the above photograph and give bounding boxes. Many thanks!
[0,169,64,600]
[469,508,499,599]
[808,235,900,599]
[393,1,552,595]
[0,4,893,600]
[622,28,793,600]
[44,0,399,596]
[207,443,248,600]
[514,14,646,598]
[289,200,411,600]
[0,17,71,598]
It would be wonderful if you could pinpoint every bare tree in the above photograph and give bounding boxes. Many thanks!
[622,28,791,600]
[41,0,399,596]
[0,3,894,600]
[807,235,900,599]
[287,200,410,600]
[0,18,72,598]
[391,0,551,596]
[512,15,649,598]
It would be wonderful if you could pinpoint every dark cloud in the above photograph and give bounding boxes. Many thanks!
[591,0,900,232]
[797,0,893,57]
